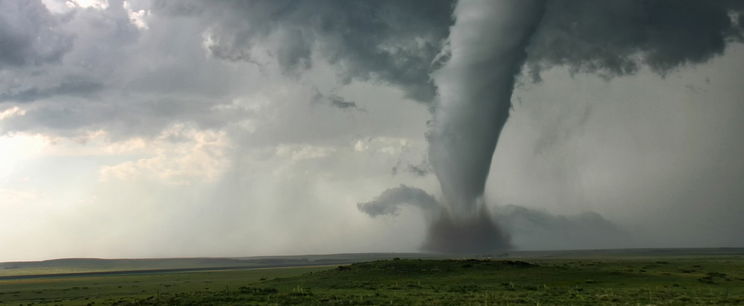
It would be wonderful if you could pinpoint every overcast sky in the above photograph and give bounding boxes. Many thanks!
[1,0,743,261]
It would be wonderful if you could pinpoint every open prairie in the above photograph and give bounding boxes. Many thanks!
[2,249,743,305]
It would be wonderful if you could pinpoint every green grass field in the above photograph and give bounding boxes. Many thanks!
[2,251,744,305]
[0,253,437,278]
[0,266,329,305]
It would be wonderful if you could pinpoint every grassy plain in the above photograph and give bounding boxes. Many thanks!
[0,253,424,277]
[0,266,329,305]
[2,250,744,305]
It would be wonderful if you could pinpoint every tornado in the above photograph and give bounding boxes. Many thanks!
[429,0,545,216]
[424,0,546,253]
[359,0,546,254]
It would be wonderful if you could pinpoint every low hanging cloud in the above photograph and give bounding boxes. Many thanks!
[357,185,440,218]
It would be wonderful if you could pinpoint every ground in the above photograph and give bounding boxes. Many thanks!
[1,250,743,305]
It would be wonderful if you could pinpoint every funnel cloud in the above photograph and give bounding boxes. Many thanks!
[422,0,545,252]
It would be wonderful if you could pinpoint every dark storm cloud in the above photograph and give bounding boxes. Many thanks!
[154,0,456,102]
[0,0,73,68]
[4,0,742,139]
[2,0,455,139]
[526,0,744,80]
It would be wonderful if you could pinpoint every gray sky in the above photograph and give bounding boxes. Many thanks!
[1,0,743,261]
